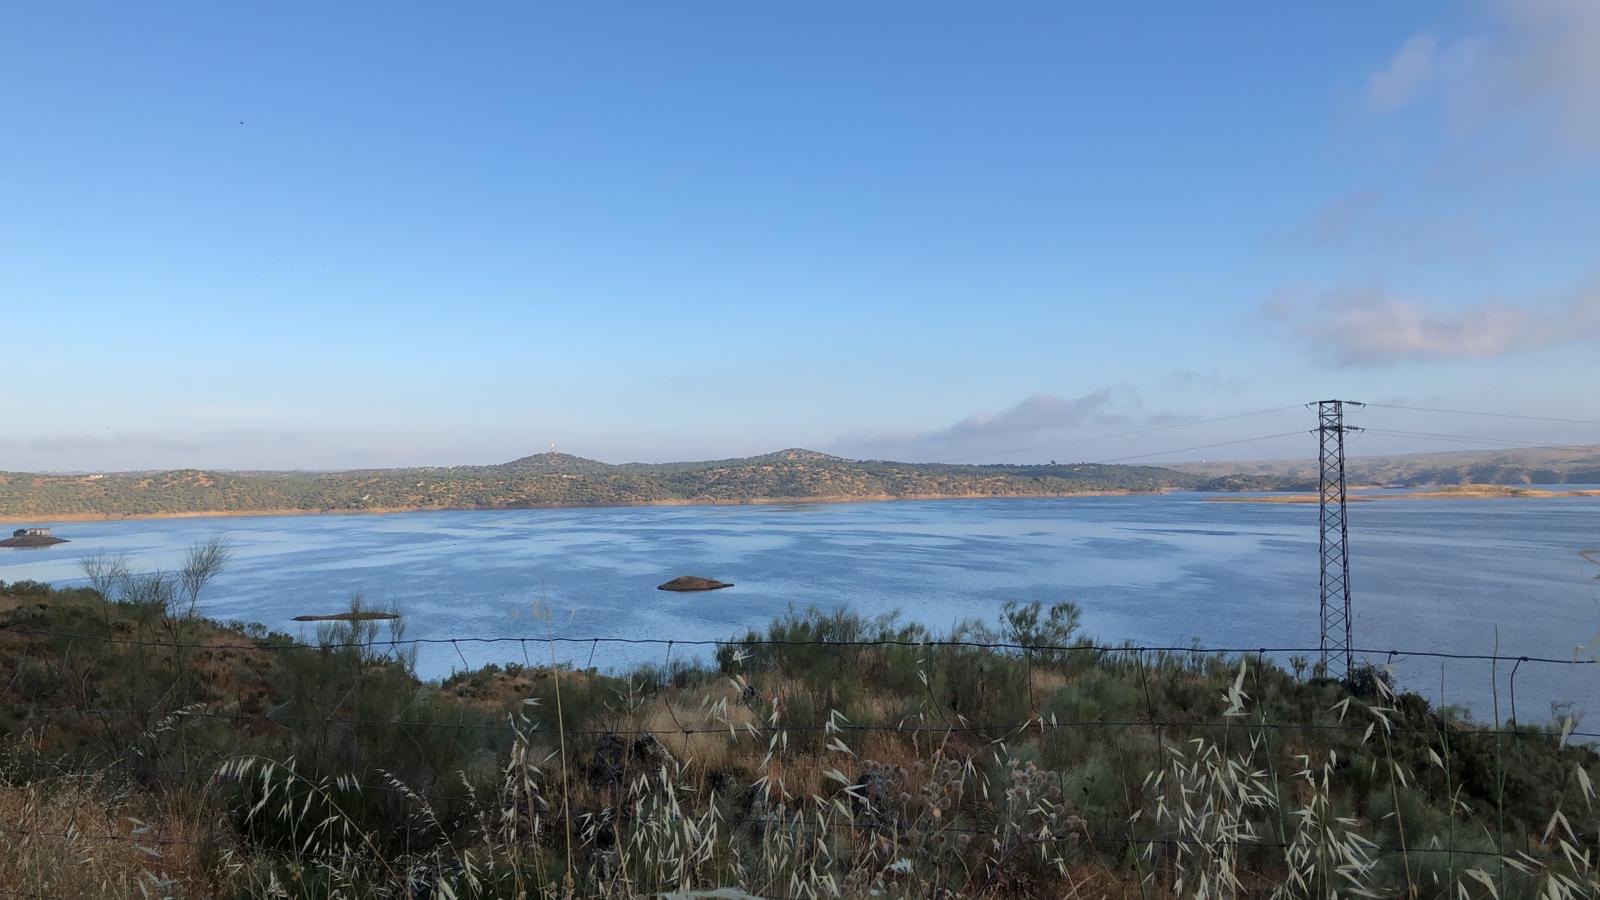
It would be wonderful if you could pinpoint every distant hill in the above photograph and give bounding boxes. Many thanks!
[497,451,618,475]
[0,450,1208,519]
[11,442,1591,521]
[1175,444,1600,488]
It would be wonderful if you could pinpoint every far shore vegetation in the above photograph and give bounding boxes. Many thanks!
[0,450,1217,520]
[1212,484,1600,504]
[6,443,1600,522]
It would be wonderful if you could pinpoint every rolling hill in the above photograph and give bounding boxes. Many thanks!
[8,443,1596,521]
[0,450,1208,519]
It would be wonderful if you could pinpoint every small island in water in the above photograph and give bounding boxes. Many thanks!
[0,527,67,548]
[658,576,734,592]
[292,611,401,622]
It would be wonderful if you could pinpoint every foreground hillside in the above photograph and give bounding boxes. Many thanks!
[2,567,1596,898]
[0,450,1207,519]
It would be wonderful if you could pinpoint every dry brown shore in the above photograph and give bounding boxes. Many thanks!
[1212,486,1600,504]
[0,489,1154,526]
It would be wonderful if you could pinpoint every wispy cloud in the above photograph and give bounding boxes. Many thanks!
[1263,0,1600,371]
[1366,0,1600,151]
[1364,34,1480,115]
[1166,369,1244,395]
[1262,280,1600,366]
[831,389,1155,461]
[1278,190,1489,264]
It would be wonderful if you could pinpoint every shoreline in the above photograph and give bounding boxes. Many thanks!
[8,485,1596,526]
[0,488,1158,526]
[1210,487,1600,504]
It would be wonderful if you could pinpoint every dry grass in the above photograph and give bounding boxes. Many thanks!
[641,704,753,772]
[0,774,218,899]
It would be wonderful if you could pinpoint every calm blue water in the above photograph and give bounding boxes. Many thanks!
[4,494,1597,723]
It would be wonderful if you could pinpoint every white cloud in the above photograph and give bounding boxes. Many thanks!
[938,390,1127,441]
[1498,0,1600,149]
[1366,0,1600,151]
[830,389,1170,462]
[1265,281,1600,366]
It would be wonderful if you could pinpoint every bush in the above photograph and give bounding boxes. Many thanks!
[0,579,52,596]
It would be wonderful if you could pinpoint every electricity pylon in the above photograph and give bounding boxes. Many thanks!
[1316,399,1362,680]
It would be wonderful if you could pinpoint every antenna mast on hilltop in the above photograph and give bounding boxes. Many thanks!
[1315,400,1363,680]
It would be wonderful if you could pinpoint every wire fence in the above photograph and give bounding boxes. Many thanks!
[10,626,1596,727]
[13,626,1600,663]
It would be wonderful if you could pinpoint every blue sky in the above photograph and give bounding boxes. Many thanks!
[3,2,1598,470]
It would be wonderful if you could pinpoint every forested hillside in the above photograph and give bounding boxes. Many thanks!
[11,442,1596,520]
[0,450,1207,518]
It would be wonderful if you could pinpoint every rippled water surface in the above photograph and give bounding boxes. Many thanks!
[4,494,1597,721]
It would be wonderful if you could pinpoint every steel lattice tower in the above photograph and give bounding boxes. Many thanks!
[1316,400,1362,680]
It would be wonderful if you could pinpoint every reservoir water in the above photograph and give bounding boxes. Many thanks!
[4,493,1597,724]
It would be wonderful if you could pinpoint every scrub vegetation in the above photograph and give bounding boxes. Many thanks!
[1,550,1597,898]
[0,450,1208,519]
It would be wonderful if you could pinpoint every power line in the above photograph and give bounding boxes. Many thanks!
[942,405,1303,463]
[947,400,1597,466]
[1361,428,1599,452]
[1364,402,1600,428]
[1363,428,1531,446]
[10,627,1596,665]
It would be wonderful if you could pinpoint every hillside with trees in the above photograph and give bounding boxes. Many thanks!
[0,450,1210,519]
[8,443,1599,521]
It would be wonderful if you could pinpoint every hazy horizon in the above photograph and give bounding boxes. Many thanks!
[9,432,1597,476]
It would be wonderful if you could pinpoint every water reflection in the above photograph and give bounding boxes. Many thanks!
[2,494,1596,722]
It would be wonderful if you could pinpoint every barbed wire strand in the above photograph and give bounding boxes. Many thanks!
[7,628,1594,666]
